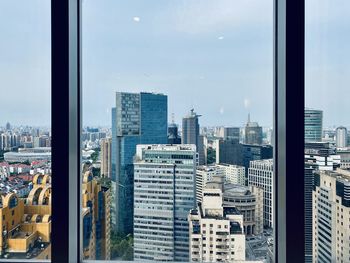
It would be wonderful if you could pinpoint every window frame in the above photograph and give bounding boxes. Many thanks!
[0,0,305,262]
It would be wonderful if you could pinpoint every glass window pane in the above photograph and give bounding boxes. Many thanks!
[0,1,51,261]
[82,0,273,261]
[305,1,350,262]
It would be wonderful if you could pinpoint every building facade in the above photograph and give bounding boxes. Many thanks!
[313,169,350,263]
[305,108,323,142]
[248,159,274,228]
[188,187,246,262]
[133,144,197,262]
[168,123,181,144]
[111,92,168,234]
[82,170,111,260]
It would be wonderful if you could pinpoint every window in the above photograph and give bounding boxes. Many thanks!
[82,0,273,261]
[0,0,51,260]
[305,1,350,262]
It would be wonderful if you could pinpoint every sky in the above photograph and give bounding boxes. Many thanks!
[0,0,349,127]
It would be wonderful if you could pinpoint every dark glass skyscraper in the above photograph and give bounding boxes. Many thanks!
[245,114,263,145]
[111,92,168,235]
[182,109,205,164]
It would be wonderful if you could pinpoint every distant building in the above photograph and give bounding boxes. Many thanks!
[4,151,51,163]
[0,174,52,259]
[133,144,196,262]
[336,126,347,148]
[182,109,205,165]
[313,169,350,263]
[188,187,246,262]
[82,171,111,260]
[248,159,274,228]
[337,148,350,169]
[100,138,111,178]
[216,139,242,165]
[111,92,168,235]
[217,127,240,141]
[167,123,181,144]
[245,114,263,145]
[305,108,323,142]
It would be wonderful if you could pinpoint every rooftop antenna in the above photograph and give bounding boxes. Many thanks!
[248,113,251,123]
[171,113,175,124]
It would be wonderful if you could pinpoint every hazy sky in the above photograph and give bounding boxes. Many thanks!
[0,0,349,127]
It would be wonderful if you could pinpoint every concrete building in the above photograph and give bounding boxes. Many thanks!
[196,164,245,203]
[111,92,168,234]
[337,148,350,169]
[248,159,273,228]
[203,176,264,236]
[100,138,112,178]
[0,174,52,260]
[336,126,347,148]
[245,114,263,145]
[82,171,111,260]
[313,169,350,263]
[182,109,205,165]
[133,144,197,262]
[188,187,246,262]
[305,108,323,142]
[4,151,51,163]
[216,127,240,141]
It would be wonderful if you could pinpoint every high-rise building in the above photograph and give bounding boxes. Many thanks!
[5,122,11,131]
[336,126,347,148]
[100,138,112,178]
[0,174,52,259]
[248,159,274,228]
[313,169,350,263]
[304,108,323,142]
[245,114,263,145]
[304,142,341,263]
[182,109,205,165]
[168,122,181,144]
[133,144,196,262]
[188,187,246,262]
[82,170,111,260]
[111,92,168,235]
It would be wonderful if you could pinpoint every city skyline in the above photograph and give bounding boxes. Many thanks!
[2,1,350,127]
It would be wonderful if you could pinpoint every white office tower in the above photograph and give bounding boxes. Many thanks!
[248,159,274,228]
[313,169,350,263]
[188,187,246,262]
[336,126,348,148]
[134,144,197,262]
[196,164,245,203]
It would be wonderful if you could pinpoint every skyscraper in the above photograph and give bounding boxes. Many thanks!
[111,92,168,235]
[245,114,263,145]
[182,109,205,165]
[100,138,112,178]
[304,108,323,142]
[133,144,196,262]
[336,126,347,148]
[216,139,242,165]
